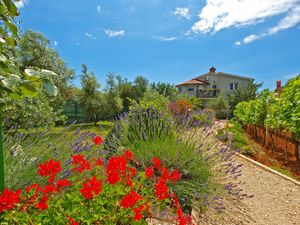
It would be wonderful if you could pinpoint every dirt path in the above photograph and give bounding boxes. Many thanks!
[197,155,300,225]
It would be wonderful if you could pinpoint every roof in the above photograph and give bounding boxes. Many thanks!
[196,72,253,81]
[175,78,209,87]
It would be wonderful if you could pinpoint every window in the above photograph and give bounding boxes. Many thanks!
[234,83,239,90]
[178,87,182,92]
[212,85,217,89]
[188,87,194,92]
[229,83,239,91]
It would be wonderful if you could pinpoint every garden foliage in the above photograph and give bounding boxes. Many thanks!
[0,139,193,224]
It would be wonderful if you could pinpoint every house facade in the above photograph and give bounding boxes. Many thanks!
[176,67,253,99]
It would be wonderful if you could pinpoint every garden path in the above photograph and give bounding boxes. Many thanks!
[196,155,300,225]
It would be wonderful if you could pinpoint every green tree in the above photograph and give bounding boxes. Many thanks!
[0,0,58,191]
[116,75,135,112]
[79,65,103,124]
[150,82,178,101]
[208,95,229,114]
[18,30,75,110]
[227,81,262,112]
[133,76,148,100]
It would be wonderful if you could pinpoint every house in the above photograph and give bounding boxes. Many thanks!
[176,67,253,99]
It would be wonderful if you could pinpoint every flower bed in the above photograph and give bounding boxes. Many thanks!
[0,136,193,224]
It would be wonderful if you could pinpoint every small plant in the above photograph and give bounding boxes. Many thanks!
[240,146,255,156]
[0,138,193,225]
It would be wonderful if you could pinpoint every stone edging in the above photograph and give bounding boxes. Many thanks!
[236,153,300,186]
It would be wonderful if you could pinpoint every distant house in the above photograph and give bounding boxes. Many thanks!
[176,67,253,99]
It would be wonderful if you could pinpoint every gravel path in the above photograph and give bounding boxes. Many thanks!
[197,155,300,225]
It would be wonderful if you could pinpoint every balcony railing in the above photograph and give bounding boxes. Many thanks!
[197,90,219,98]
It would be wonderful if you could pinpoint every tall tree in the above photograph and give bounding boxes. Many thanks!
[18,30,75,110]
[79,65,103,124]
[150,82,178,101]
[133,76,148,100]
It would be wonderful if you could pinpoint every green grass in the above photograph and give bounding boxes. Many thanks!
[3,121,114,189]
[270,166,293,177]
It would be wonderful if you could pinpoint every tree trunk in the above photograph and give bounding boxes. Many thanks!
[294,137,300,172]
[0,110,5,192]
[270,131,275,153]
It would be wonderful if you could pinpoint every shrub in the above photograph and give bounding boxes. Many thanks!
[104,103,243,212]
[0,147,193,224]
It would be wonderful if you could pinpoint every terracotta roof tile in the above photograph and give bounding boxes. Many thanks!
[176,78,209,87]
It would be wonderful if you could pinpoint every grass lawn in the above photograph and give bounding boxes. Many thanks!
[3,121,114,189]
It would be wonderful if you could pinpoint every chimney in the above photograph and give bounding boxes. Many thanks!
[276,80,282,91]
[209,66,216,74]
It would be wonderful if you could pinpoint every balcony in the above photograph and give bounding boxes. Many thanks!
[197,89,219,98]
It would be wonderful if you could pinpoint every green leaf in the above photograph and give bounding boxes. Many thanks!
[42,79,58,96]
[19,82,38,97]
[4,20,18,36]
[0,53,7,62]
[41,69,58,76]
[5,36,17,46]
[24,68,42,81]
[3,0,19,16]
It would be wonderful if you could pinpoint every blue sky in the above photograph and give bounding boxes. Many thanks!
[17,0,300,90]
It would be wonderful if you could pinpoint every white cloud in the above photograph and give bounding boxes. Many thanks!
[235,41,241,46]
[238,4,300,44]
[267,5,300,35]
[85,32,96,39]
[243,34,259,44]
[192,0,297,34]
[173,7,191,19]
[96,5,101,13]
[14,0,28,8]
[53,41,58,46]
[104,30,125,37]
[153,36,178,41]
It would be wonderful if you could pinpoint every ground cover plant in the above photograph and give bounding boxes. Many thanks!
[0,139,194,224]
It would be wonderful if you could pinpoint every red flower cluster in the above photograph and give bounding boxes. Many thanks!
[145,166,154,179]
[80,176,102,200]
[120,190,143,208]
[106,150,136,186]
[93,136,103,145]
[0,188,21,213]
[0,134,192,224]
[36,196,49,210]
[172,193,193,225]
[37,159,62,182]
[145,158,182,201]
[72,154,91,173]
[69,217,78,225]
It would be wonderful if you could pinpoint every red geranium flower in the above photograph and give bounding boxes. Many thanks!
[93,136,103,145]
[106,155,127,185]
[153,157,161,169]
[72,154,90,173]
[145,167,154,179]
[37,159,62,183]
[36,196,49,210]
[154,181,169,200]
[57,179,72,190]
[170,170,181,183]
[0,188,21,213]
[121,190,143,208]
[133,204,144,221]
[80,176,102,200]
[125,149,134,160]
[69,217,78,225]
